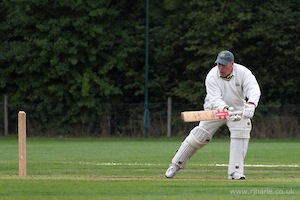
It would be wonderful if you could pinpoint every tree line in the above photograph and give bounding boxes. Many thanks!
[0,0,299,136]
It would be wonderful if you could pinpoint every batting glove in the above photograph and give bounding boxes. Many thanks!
[242,103,256,118]
[228,114,242,121]
[227,107,242,121]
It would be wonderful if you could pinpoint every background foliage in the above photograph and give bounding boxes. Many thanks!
[0,0,299,137]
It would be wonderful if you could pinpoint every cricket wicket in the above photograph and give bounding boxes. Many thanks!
[18,111,26,177]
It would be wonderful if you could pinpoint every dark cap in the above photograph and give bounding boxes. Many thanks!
[214,50,234,65]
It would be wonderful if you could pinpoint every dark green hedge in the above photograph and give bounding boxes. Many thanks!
[0,0,299,135]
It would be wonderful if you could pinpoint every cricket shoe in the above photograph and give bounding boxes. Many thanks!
[228,172,246,180]
[165,164,180,178]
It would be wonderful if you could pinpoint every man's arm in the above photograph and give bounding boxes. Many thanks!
[243,72,261,107]
[205,75,228,110]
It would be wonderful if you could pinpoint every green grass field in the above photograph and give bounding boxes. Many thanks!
[0,137,299,199]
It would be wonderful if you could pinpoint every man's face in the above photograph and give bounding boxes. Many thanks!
[217,61,234,77]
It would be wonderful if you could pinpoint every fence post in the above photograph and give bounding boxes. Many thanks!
[4,95,8,136]
[167,97,172,137]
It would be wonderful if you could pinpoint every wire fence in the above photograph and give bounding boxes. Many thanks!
[0,101,299,138]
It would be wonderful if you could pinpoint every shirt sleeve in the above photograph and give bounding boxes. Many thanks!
[242,71,261,107]
[205,74,228,110]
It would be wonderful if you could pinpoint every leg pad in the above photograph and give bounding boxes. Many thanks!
[171,126,212,168]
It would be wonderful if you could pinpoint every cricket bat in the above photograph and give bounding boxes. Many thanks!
[181,110,231,122]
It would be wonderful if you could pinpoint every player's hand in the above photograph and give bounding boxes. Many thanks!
[228,114,242,121]
[242,103,256,118]
[227,107,242,121]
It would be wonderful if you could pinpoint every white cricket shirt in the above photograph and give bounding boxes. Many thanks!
[203,63,261,111]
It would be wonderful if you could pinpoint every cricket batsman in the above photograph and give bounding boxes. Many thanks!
[165,50,261,179]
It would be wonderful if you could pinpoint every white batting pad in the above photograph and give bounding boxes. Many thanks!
[228,138,249,176]
[171,139,198,168]
[227,117,252,138]
[189,126,212,145]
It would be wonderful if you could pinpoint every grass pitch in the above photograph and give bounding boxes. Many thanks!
[0,137,299,199]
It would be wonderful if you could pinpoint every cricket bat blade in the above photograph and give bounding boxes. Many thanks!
[181,110,230,122]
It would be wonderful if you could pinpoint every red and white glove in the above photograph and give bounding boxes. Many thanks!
[242,103,256,118]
